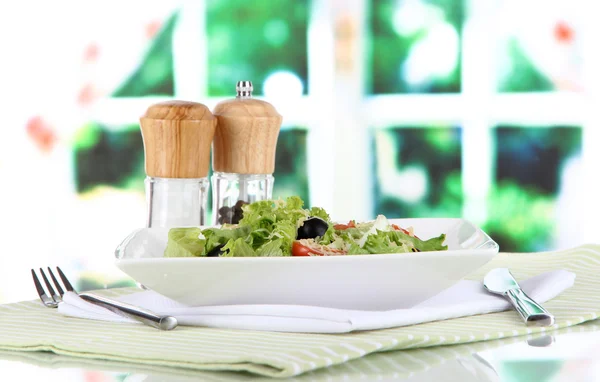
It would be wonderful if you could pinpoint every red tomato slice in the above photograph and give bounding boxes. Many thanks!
[391,224,420,239]
[391,224,410,235]
[333,220,356,230]
[292,240,347,256]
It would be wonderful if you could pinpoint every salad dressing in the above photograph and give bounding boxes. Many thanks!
[139,100,217,227]
[211,81,282,224]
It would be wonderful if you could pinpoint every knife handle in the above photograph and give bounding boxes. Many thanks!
[506,288,554,327]
[79,292,178,331]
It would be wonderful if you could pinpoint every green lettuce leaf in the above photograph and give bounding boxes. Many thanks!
[316,224,335,245]
[239,199,280,227]
[247,228,272,248]
[236,196,332,256]
[362,232,410,254]
[203,226,250,253]
[359,229,447,254]
[283,195,304,210]
[309,206,330,222]
[256,239,284,257]
[164,228,206,257]
[387,230,448,252]
[337,226,371,241]
[221,238,256,257]
[269,219,297,256]
[347,243,368,255]
[273,197,310,227]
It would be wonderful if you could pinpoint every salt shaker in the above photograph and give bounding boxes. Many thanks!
[212,81,282,224]
[140,100,217,227]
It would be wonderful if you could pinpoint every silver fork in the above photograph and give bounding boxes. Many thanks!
[31,267,178,330]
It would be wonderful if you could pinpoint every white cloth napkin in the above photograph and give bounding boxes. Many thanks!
[57,270,575,333]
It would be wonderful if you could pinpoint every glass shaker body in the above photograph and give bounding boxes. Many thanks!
[145,176,209,227]
[212,172,274,225]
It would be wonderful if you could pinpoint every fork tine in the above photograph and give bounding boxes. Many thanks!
[39,268,58,302]
[31,269,56,307]
[31,269,47,299]
[48,267,65,296]
[57,266,75,292]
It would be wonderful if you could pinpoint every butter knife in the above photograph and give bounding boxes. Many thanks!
[483,268,555,326]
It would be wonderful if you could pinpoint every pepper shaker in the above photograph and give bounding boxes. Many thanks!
[212,81,282,224]
[140,100,217,227]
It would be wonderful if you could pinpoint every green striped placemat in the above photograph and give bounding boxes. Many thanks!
[2,321,598,381]
[1,245,599,378]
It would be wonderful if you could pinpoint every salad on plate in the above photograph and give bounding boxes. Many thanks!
[165,196,447,257]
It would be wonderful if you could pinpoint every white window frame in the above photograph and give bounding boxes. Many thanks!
[90,0,600,247]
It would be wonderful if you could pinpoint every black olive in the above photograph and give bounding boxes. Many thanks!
[231,211,243,224]
[235,200,248,209]
[218,200,248,225]
[296,217,329,240]
[206,244,226,257]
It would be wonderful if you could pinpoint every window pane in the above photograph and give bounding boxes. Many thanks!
[206,0,309,96]
[485,126,582,252]
[113,12,178,97]
[373,127,463,217]
[74,123,145,193]
[368,0,464,94]
[496,2,582,92]
[273,129,310,204]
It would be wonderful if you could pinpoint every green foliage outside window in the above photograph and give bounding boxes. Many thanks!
[73,123,145,194]
[206,0,309,96]
[272,129,310,204]
[369,0,463,93]
[484,126,582,252]
[374,127,463,218]
[498,39,554,92]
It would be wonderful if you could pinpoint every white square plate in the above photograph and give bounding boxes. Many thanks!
[115,218,498,310]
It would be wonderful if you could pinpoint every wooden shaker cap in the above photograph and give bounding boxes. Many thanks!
[140,100,217,178]
[212,82,282,174]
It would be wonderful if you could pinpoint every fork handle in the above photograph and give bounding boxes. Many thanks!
[79,292,178,330]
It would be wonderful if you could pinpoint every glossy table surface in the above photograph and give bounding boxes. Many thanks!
[1,320,599,381]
